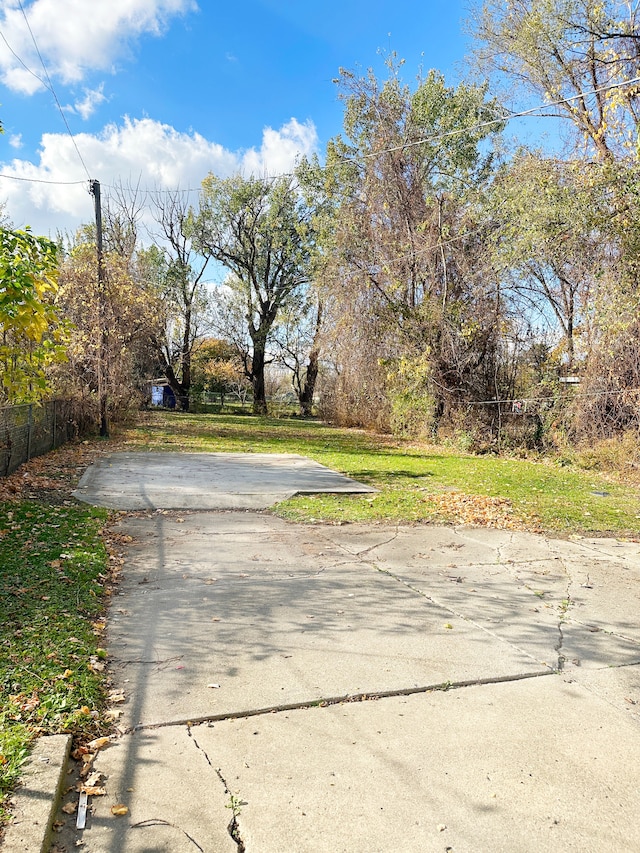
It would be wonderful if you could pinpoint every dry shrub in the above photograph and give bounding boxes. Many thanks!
[317,368,391,432]
[569,318,640,440]
[573,431,640,481]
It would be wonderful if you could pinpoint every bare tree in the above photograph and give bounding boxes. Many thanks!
[148,189,213,409]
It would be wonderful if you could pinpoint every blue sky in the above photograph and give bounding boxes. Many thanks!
[0,0,482,235]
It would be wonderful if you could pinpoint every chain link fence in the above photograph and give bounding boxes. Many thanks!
[0,400,79,477]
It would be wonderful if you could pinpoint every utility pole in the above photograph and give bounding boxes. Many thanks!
[90,179,109,437]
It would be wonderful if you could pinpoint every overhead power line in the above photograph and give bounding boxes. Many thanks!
[16,0,91,181]
[469,385,640,407]
[0,172,87,185]
[359,74,640,160]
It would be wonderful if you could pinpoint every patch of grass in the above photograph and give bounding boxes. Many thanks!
[119,411,640,536]
[0,501,109,824]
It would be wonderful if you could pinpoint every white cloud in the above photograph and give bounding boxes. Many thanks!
[0,0,197,94]
[240,118,318,176]
[8,133,22,148]
[0,116,319,236]
[64,84,108,120]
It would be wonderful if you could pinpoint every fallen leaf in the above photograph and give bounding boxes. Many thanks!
[108,690,126,703]
[87,736,110,752]
[79,758,94,778]
[71,746,88,760]
[111,804,129,816]
[105,709,122,721]
[79,785,106,796]
[62,801,77,814]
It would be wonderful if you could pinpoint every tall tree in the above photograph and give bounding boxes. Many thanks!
[471,0,640,438]
[317,59,505,431]
[55,227,159,422]
[490,152,600,369]
[272,287,323,417]
[148,190,213,410]
[194,174,314,415]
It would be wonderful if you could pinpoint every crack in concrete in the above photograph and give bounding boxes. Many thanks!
[129,818,205,850]
[554,557,577,671]
[130,817,205,853]
[556,619,566,671]
[323,527,400,559]
[129,669,554,733]
[370,563,554,671]
[187,724,246,852]
[494,531,511,567]
[115,654,184,667]
[563,617,640,648]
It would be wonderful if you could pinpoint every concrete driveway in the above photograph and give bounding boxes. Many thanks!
[73,451,377,510]
[53,452,640,852]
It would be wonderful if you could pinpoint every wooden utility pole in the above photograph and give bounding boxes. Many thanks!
[90,179,109,437]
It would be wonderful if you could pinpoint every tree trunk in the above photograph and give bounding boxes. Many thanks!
[164,364,189,411]
[251,345,268,415]
[299,349,319,417]
[178,305,192,411]
[298,299,322,417]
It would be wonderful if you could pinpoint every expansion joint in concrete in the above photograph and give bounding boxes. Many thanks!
[132,669,556,734]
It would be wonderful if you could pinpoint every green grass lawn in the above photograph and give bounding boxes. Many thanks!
[121,410,640,537]
[0,501,109,824]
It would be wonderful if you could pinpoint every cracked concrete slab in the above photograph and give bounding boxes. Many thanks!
[106,513,547,728]
[50,451,640,852]
[73,451,376,510]
[53,727,237,853]
[357,526,640,673]
[193,676,640,853]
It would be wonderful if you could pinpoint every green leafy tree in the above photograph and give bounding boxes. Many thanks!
[190,338,247,407]
[490,152,601,369]
[272,287,323,417]
[0,227,67,403]
[194,174,315,415]
[471,1,640,437]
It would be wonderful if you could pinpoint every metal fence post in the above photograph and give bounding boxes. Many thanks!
[27,404,33,462]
